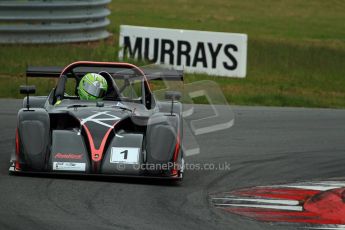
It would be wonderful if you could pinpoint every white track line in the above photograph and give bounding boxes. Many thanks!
[289,181,345,187]
[215,203,303,211]
[279,185,341,191]
[313,181,345,187]
[268,181,345,191]
[212,197,299,206]
[307,226,345,230]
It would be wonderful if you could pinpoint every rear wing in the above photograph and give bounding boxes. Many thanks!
[26,66,184,81]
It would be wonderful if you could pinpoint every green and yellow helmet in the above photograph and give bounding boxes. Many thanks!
[78,73,108,100]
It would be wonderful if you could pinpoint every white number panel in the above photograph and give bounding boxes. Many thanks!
[110,147,140,164]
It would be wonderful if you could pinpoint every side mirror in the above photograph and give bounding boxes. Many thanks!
[165,91,181,101]
[20,85,36,110]
[165,91,181,116]
[20,85,36,95]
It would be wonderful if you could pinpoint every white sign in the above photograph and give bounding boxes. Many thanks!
[119,25,247,78]
[110,147,140,164]
[53,162,86,171]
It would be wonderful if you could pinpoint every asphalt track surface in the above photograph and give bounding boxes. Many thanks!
[1,99,345,230]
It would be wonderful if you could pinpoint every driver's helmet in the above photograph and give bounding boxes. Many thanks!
[78,73,108,100]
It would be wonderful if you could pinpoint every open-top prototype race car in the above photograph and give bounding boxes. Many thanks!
[9,61,184,180]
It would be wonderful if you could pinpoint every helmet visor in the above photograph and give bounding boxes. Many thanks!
[83,81,106,98]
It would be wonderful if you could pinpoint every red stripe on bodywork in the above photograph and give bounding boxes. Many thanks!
[83,124,116,163]
[171,130,180,176]
[173,130,180,162]
[15,128,21,170]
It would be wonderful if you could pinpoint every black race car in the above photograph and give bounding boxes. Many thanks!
[9,61,184,180]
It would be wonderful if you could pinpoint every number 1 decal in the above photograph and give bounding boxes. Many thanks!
[110,147,140,164]
[120,150,128,159]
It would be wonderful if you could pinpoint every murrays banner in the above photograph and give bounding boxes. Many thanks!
[118,25,248,78]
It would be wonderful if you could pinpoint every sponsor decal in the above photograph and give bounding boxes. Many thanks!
[119,25,247,78]
[110,147,140,164]
[211,181,345,229]
[54,153,83,160]
[53,162,86,172]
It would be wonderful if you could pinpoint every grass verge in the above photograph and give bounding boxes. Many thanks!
[0,0,344,108]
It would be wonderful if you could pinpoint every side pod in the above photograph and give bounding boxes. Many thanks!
[146,113,180,171]
[17,108,50,171]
